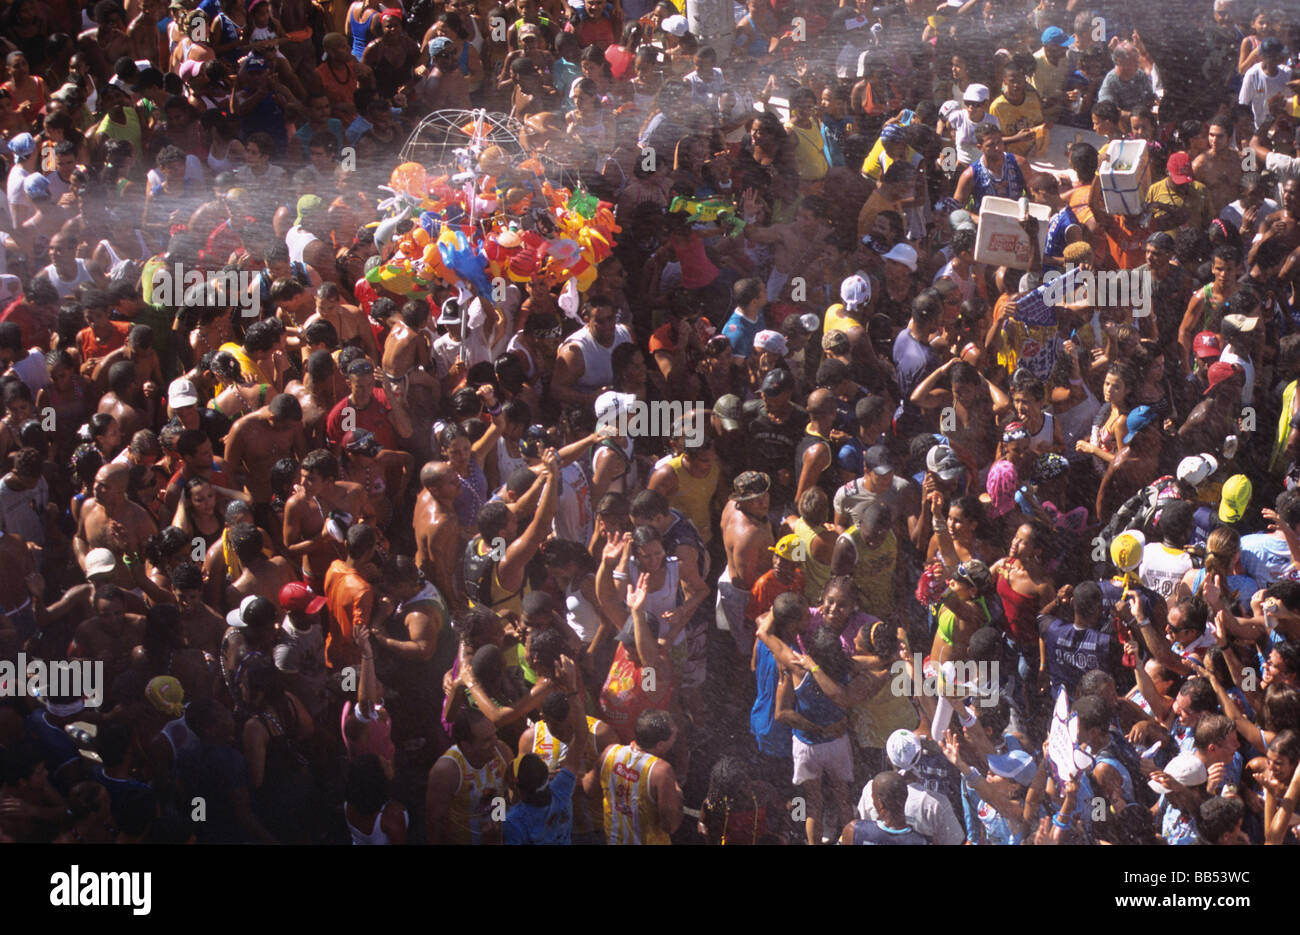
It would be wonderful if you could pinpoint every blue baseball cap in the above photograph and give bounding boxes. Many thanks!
[987,749,1037,786]
[22,173,50,201]
[1041,26,1069,47]
[429,36,454,59]
[7,133,35,159]
[837,443,864,475]
[881,123,907,143]
[1122,405,1158,445]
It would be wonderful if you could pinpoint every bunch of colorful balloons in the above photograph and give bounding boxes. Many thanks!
[365,152,621,301]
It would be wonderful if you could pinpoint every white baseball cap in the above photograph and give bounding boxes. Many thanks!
[1176,453,1219,488]
[168,377,200,409]
[85,547,116,579]
[595,390,636,425]
[939,99,963,121]
[1148,752,1208,795]
[840,273,872,310]
[753,329,788,356]
[662,13,688,36]
[886,729,922,771]
[963,83,990,103]
[882,243,918,271]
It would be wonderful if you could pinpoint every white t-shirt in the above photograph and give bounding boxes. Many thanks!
[1239,62,1293,127]
[1220,345,1255,407]
[1220,196,1279,232]
[1139,543,1193,599]
[946,109,1001,166]
[7,164,32,227]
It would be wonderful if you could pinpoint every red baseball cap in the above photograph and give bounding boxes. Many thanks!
[1166,152,1193,185]
[1204,360,1240,395]
[280,582,327,615]
[1192,331,1223,359]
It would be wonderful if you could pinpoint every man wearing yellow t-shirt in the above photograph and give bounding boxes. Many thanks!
[786,87,829,185]
[990,63,1047,158]
[1031,27,1073,119]
[825,272,872,336]
[862,121,921,182]
[1145,151,1214,236]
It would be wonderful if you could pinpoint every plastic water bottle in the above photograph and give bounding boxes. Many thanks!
[1018,196,1029,221]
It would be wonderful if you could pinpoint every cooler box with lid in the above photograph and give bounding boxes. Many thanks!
[1098,139,1151,216]
[973,196,1051,270]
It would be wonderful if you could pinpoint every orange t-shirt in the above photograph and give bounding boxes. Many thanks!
[1102,214,1152,271]
[323,558,370,670]
[746,568,806,621]
[77,321,130,362]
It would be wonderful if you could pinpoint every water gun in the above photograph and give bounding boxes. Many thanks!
[668,196,745,237]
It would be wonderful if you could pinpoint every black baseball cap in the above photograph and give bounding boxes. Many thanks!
[864,444,895,475]
[759,367,795,396]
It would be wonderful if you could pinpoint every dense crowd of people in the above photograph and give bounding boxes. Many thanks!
[1,0,1300,847]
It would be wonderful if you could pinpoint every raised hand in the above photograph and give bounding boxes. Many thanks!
[627,572,651,613]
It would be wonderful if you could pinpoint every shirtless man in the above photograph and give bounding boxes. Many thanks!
[0,528,36,654]
[97,360,156,441]
[381,298,438,409]
[68,586,146,689]
[1193,119,1244,215]
[77,1,133,85]
[92,325,163,397]
[127,0,165,67]
[305,282,380,361]
[75,463,158,586]
[1177,246,1241,374]
[1097,407,1165,520]
[223,393,307,511]
[740,194,834,304]
[285,350,340,449]
[171,562,226,657]
[717,471,774,658]
[219,319,292,394]
[225,522,298,611]
[271,277,317,333]
[283,448,374,592]
[413,461,464,610]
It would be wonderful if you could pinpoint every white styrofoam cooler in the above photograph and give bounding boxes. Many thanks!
[1098,139,1151,217]
[973,195,1051,270]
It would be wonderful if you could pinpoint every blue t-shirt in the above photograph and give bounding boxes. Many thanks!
[1240,533,1291,592]
[961,778,1027,845]
[1043,206,1078,264]
[751,639,793,759]
[721,309,765,358]
[295,119,346,159]
[1157,793,1201,845]
[892,328,939,432]
[503,768,576,845]
[850,819,930,844]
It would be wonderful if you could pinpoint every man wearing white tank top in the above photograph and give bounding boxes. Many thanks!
[551,295,632,407]
[285,195,336,282]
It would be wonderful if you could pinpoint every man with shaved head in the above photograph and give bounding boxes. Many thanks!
[795,388,842,505]
[414,460,463,610]
[74,462,158,586]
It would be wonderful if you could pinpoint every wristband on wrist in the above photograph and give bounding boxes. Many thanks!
[964,766,981,785]
[487,404,503,416]
[1051,815,1071,830]
[958,706,977,728]
[810,663,821,673]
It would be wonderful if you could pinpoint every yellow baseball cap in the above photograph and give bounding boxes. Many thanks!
[770,534,803,562]
[1110,530,1145,572]
[1219,474,1253,524]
